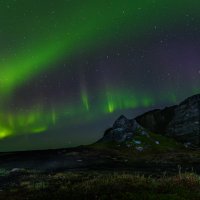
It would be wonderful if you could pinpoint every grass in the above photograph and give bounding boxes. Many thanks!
[92,128,183,153]
[132,131,184,152]
[0,170,200,200]
[0,132,198,199]
[89,130,186,164]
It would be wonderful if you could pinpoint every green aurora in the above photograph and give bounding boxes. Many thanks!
[0,0,200,149]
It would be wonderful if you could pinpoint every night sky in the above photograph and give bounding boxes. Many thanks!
[0,0,200,151]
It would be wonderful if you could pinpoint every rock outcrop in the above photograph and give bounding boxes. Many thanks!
[100,93,200,146]
[167,94,200,145]
[100,115,147,143]
[135,94,200,145]
[135,106,177,135]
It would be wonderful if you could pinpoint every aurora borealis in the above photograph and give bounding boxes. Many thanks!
[0,0,200,151]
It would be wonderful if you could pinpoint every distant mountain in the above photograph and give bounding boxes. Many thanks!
[100,94,200,147]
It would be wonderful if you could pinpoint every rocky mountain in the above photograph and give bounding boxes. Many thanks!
[100,115,147,143]
[167,94,200,145]
[100,94,200,147]
[135,106,177,135]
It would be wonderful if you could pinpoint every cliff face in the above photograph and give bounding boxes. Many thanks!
[167,94,200,145]
[136,94,200,145]
[135,106,177,135]
[101,94,200,146]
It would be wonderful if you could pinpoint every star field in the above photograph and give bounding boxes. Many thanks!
[0,0,200,151]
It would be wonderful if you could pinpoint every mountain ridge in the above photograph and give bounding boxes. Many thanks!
[100,93,200,146]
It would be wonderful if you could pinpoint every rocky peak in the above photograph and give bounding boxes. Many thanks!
[113,115,132,131]
[167,94,200,145]
[179,94,200,106]
[100,116,147,143]
[113,115,128,126]
[99,93,200,147]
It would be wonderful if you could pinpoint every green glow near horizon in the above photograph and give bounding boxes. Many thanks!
[80,79,90,111]
[0,85,194,140]
[0,0,200,141]
[0,87,162,139]
[105,88,154,113]
[81,91,90,111]
[51,108,57,126]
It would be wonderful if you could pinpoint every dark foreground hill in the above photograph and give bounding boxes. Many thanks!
[0,94,200,173]
[1,142,200,200]
[0,94,200,200]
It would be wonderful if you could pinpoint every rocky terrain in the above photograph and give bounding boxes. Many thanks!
[102,93,200,148]
[167,94,200,145]
[0,94,200,200]
[0,94,200,173]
